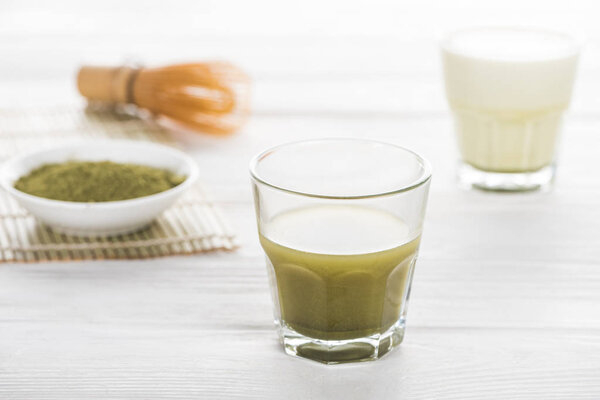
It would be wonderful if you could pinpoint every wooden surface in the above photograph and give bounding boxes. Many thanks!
[1,1,600,398]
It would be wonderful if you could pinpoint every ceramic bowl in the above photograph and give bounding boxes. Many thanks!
[0,140,199,237]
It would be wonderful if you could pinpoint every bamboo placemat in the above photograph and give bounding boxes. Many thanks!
[0,105,238,262]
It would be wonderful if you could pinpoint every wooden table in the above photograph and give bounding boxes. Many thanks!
[1,1,600,398]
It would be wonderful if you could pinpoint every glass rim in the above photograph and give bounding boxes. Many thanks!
[249,138,432,200]
[440,25,584,59]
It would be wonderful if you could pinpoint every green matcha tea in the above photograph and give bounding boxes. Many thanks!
[14,161,186,202]
[259,204,420,341]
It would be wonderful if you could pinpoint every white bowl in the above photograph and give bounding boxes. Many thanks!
[0,140,199,237]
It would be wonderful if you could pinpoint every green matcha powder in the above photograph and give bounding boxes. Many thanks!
[14,161,186,202]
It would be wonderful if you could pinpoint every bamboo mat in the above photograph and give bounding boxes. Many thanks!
[0,105,238,262]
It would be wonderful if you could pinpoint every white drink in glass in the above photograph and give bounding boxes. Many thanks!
[442,27,580,191]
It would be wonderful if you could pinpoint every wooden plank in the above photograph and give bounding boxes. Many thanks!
[0,253,599,399]
[0,252,599,330]
[179,115,600,198]
[1,0,597,36]
[1,73,600,120]
[0,327,600,399]
[0,316,599,399]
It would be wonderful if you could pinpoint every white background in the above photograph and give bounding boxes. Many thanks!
[1,1,599,399]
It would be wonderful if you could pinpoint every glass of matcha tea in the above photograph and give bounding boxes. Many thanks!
[250,139,431,364]
[442,27,581,191]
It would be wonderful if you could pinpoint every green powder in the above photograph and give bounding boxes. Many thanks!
[14,161,186,202]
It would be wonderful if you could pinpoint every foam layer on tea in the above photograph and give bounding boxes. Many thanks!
[263,204,411,255]
[444,28,577,62]
[260,205,420,340]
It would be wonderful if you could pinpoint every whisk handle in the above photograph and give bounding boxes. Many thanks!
[77,66,138,104]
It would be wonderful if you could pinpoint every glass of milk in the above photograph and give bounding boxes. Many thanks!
[441,27,581,191]
[250,139,431,364]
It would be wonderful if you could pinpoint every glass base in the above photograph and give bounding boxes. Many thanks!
[457,162,555,192]
[278,319,406,364]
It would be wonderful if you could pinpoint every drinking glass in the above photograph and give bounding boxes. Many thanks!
[250,139,431,364]
[442,27,581,191]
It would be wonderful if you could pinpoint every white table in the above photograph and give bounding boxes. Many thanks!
[1,1,600,398]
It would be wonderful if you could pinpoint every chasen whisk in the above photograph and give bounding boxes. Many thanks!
[77,62,251,135]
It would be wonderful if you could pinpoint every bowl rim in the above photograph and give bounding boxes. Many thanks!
[0,139,199,209]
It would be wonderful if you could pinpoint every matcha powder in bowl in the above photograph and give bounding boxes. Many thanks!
[14,161,187,202]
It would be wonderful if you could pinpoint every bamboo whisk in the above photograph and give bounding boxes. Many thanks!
[77,62,250,135]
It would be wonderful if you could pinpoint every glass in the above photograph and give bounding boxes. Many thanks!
[441,27,581,191]
[250,139,431,364]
